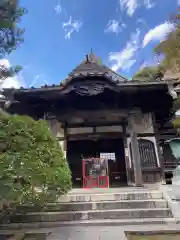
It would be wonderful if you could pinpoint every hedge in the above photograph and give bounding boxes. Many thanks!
[0,111,72,207]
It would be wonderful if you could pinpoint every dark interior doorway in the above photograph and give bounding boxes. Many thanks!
[67,137,127,188]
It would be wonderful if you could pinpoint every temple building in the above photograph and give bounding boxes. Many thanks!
[1,53,179,188]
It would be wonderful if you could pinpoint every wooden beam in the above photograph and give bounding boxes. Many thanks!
[67,132,124,141]
[57,109,129,123]
[66,121,126,128]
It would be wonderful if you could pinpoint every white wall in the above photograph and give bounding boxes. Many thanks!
[96,125,123,133]
[48,119,66,157]
[58,140,66,158]
[67,127,93,135]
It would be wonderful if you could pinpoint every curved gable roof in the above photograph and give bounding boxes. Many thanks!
[60,53,128,87]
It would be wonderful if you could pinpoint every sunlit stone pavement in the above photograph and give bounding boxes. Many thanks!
[47,225,180,240]
[0,224,180,239]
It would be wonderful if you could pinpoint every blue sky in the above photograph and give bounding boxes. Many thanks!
[1,0,180,88]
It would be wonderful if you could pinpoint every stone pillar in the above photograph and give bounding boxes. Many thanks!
[128,113,143,187]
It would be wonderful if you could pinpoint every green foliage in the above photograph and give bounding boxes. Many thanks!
[0,0,26,80]
[154,28,180,74]
[0,0,25,57]
[0,112,72,207]
[172,117,180,129]
[173,97,180,112]
[134,9,180,80]
[0,64,22,80]
[133,65,165,80]
[154,9,180,74]
[172,117,180,135]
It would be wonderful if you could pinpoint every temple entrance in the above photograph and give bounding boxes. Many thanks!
[67,137,127,188]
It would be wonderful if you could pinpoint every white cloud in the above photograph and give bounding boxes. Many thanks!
[54,3,62,14]
[0,59,22,89]
[0,59,10,68]
[119,0,155,16]
[142,21,174,47]
[105,20,126,34]
[144,0,155,8]
[109,29,140,72]
[1,76,21,89]
[62,16,82,39]
[137,18,146,25]
[178,0,180,5]
[119,0,138,16]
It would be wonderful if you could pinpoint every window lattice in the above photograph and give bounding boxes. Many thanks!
[130,139,158,168]
[100,152,116,161]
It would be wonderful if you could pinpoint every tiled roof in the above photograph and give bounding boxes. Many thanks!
[2,53,180,93]
[60,53,128,86]
[3,80,175,94]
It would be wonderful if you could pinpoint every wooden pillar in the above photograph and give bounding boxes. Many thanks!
[157,139,165,183]
[128,113,143,187]
[123,121,132,186]
[64,123,68,160]
[152,113,165,183]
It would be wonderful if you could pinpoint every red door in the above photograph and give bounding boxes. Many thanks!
[82,158,109,188]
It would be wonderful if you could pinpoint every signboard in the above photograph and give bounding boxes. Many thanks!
[82,158,109,188]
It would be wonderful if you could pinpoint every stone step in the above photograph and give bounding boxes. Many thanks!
[17,200,168,212]
[0,218,176,230]
[58,191,163,202]
[67,186,159,195]
[10,208,172,223]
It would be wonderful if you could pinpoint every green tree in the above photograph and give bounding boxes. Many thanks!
[133,65,165,80]
[134,9,180,80]
[0,0,25,80]
[0,64,22,81]
[154,29,180,74]
[154,9,180,74]
[0,111,72,207]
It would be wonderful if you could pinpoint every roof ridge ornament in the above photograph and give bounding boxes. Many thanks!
[86,51,102,64]
[85,54,90,63]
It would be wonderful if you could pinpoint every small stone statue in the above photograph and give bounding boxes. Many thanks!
[172,165,180,185]
[170,165,180,200]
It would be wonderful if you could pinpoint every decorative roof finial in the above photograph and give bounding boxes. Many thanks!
[85,50,102,65]
[86,54,89,62]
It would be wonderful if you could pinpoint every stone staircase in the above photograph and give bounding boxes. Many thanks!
[0,188,175,229]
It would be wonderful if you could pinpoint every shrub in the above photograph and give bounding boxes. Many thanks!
[0,112,72,207]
